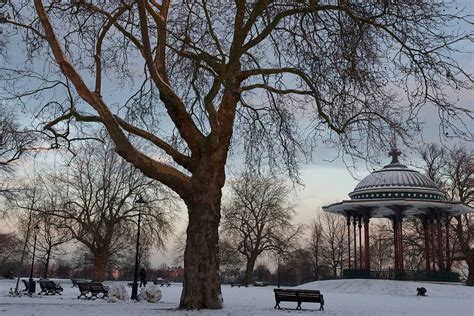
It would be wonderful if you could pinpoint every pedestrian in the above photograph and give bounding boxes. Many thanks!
[139,267,147,287]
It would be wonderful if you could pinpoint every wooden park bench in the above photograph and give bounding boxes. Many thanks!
[21,279,29,292]
[77,281,91,299]
[90,282,109,299]
[71,279,86,288]
[273,288,324,311]
[77,281,108,299]
[38,279,63,295]
[153,278,171,287]
[230,282,248,288]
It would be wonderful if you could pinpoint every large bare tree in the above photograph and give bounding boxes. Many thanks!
[45,141,175,281]
[2,1,473,308]
[221,172,302,284]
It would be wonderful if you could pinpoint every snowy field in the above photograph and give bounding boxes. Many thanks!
[0,278,473,315]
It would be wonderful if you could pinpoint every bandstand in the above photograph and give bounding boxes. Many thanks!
[323,148,473,282]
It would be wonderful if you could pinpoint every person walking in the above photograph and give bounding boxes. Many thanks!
[139,267,147,287]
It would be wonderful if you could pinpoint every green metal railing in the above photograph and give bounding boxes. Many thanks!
[343,269,460,282]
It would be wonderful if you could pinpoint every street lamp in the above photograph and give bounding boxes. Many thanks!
[277,255,280,288]
[131,194,145,300]
[28,223,40,295]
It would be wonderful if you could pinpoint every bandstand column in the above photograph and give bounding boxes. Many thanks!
[353,217,357,269]
[392,219,399,271]
[363,215,370,270]
[445,214,450,271]
[430,216,436,271]
[422,217,430,271]
[437,214,445,271]
[358,216,363,269]
[347,216,351,269]
[398,216,404,271]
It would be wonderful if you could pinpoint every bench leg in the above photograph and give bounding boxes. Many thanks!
[274,302,280,309]
[319,303,324,311]
[296,302,302,310]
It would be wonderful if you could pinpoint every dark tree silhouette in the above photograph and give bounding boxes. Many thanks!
[419,144,473,285]
[43,141,175,281]
[221,172,302,284]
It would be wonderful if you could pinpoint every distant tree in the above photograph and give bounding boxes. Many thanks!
[45,141,176,281]
[0,232,22,277]
[222,172,303,284]
[4,1,473,308]
[253,263,272,283]
[218,238,244,283]
[35,212,71,279]
[419,145,474,285]
[284,248,316,285]
[369,222,393,271]
[8,182,42,294]
[307,219,323,280]
[318,212,347,277]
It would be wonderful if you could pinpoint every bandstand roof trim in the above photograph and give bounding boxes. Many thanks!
[323,199,473,218]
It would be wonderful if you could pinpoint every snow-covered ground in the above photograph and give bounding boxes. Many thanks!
[0,278,473,315]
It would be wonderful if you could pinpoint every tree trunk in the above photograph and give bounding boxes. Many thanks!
[466,251,474,286]
[92,250,109,282]
[179,180,223,309]
[43,247,51,279]
[243,255,258,284]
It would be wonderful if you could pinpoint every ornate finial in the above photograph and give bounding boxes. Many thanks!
[389,147,401,164]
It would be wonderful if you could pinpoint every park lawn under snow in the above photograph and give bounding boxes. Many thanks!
[0,278,473,315]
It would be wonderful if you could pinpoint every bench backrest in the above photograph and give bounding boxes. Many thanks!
[90,282,106,292]
[274,289,322,302]
[38,280,49,290]
[274,289,299,302]
[46,280,60,290]
[297,291,321,302]
[78,282,91,292]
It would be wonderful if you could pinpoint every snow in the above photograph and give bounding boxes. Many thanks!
[0,278,473,315]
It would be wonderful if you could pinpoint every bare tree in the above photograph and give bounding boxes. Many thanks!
[0,232,22,277]
[221,172,302,284]
[419,144,474,285]
[307,219,323,280]
[448,149,474,285]
[3,1,473,308]
[369,222,393,272]
[45,141,176,281]
[8,180,43,294]
[35,212,71,279]
[318,212,347,278]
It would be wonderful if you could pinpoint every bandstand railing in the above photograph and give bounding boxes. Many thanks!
[343,269,460,283]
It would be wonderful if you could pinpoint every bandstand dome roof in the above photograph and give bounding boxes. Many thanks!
[323,148,473,218]
[349,151,445,201]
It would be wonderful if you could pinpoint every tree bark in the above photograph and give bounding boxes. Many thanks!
[43,247,51,279]
[465,250,474,286]
[92,250,109,282]
[243,255,258,284]
[179,176,224,309]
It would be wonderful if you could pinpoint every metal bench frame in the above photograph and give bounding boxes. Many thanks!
[274,288,324,311]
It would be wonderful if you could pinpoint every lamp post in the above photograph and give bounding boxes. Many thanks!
[131,194,145,300]
[28,223,40,295]
[277,255,280,288]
